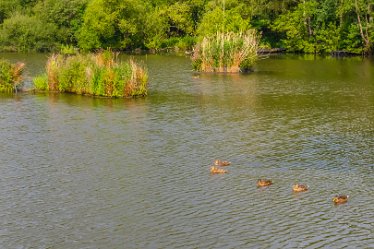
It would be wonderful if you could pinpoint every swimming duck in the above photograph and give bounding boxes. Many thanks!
[257,179,273,187]
[332,195,349,204]
[210,166,228,174]
[214,160,231,166]
[292,184,309,192]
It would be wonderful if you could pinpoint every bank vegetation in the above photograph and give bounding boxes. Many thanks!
[0,0,373,55]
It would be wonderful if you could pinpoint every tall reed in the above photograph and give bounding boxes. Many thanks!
[34,51,148,98]
[0,59,25,93]
[192,30,259,73]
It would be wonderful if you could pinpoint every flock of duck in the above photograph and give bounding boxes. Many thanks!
[210,159,349,205]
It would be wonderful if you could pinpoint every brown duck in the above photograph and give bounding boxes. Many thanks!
[210,166,228,174]
[292,184,309,192]
[214,160,231,166]
[333,195,349,204]
[257,179,273,187]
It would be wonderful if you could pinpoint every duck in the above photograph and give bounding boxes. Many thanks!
[292,184,309,192]
[257,179,273,187]
[210,166,228,174]
[332,195,349,204]
[214,160,231,166]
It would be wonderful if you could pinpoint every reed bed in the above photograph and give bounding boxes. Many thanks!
[192,30,259,73]
[0,59,25,93]
[34,51,148,97]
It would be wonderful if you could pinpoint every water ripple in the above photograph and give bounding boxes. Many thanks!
[1,56,374,248]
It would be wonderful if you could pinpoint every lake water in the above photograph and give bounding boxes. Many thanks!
[0,53,373,248]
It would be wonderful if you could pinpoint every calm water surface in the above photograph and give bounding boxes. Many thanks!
[0,53,373,248]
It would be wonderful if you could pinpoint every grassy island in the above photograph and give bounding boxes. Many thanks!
[192,30,259,73]
[0,59,25,93]
[34,51,148,98]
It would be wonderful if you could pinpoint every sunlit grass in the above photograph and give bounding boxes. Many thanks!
[192,30,259,73]
[0,59,25,93]
[34,51,148,97]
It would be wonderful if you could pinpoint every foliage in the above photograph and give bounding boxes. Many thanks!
[0,0,21,24]
[192,30,259,73]
[35,51,148,97]
[32,74,48,90]
[144,2,195,50]
[0,13,57,51]
[143,6,169,49]
[272,0,373,54]
[33,0,88,45]
[60,44,78,55]
[0,59,25,92]
[0,0,373,54]
[77,0,145,50]
[272,1,318,53]
[197,1,250,36]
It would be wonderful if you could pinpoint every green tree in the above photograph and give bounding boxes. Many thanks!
[272,1,317,53]
[144,6,169,49]
[0,13,57,51]
[197,0,250,36]
[0,0,373,54]
[352,0,373,53]
[77,0,145,50]
[33,0,88,45]
[0,0,21,23]
[272,0,342,53]
[143,1,196,49]
[336,0,373,53]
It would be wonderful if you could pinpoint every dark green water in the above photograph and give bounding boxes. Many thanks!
[0,53,373,248]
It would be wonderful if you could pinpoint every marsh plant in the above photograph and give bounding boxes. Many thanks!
[192,30,259,73]
[34,51,148,97]
[0,59,25,93]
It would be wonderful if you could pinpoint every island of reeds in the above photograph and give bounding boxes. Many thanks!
[192,30,259,73]
[33,51,148,98]
[0,59,25,93]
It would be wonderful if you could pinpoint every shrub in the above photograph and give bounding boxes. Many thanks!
[0,59,25,92]
[192,30,259,73]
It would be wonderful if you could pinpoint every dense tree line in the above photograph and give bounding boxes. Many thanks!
[0,0,373,54]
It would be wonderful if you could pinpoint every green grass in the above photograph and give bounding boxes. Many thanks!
[35,51,148,97]
[0,59,25,93]
[192,30,259,73]
[32,74,48,91]
[60,44,78,55]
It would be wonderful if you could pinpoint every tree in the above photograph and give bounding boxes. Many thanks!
[353,0,373,53]
[0,0,373,54]
[197,0,250,36]
[0,13,57,51]
[33,0,88,45]
[336,0,373,53]
[77,0,145,50]
[0,0,21,24]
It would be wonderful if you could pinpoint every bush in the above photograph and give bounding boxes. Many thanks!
[35,51,148,97]
[0,59,25,92]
